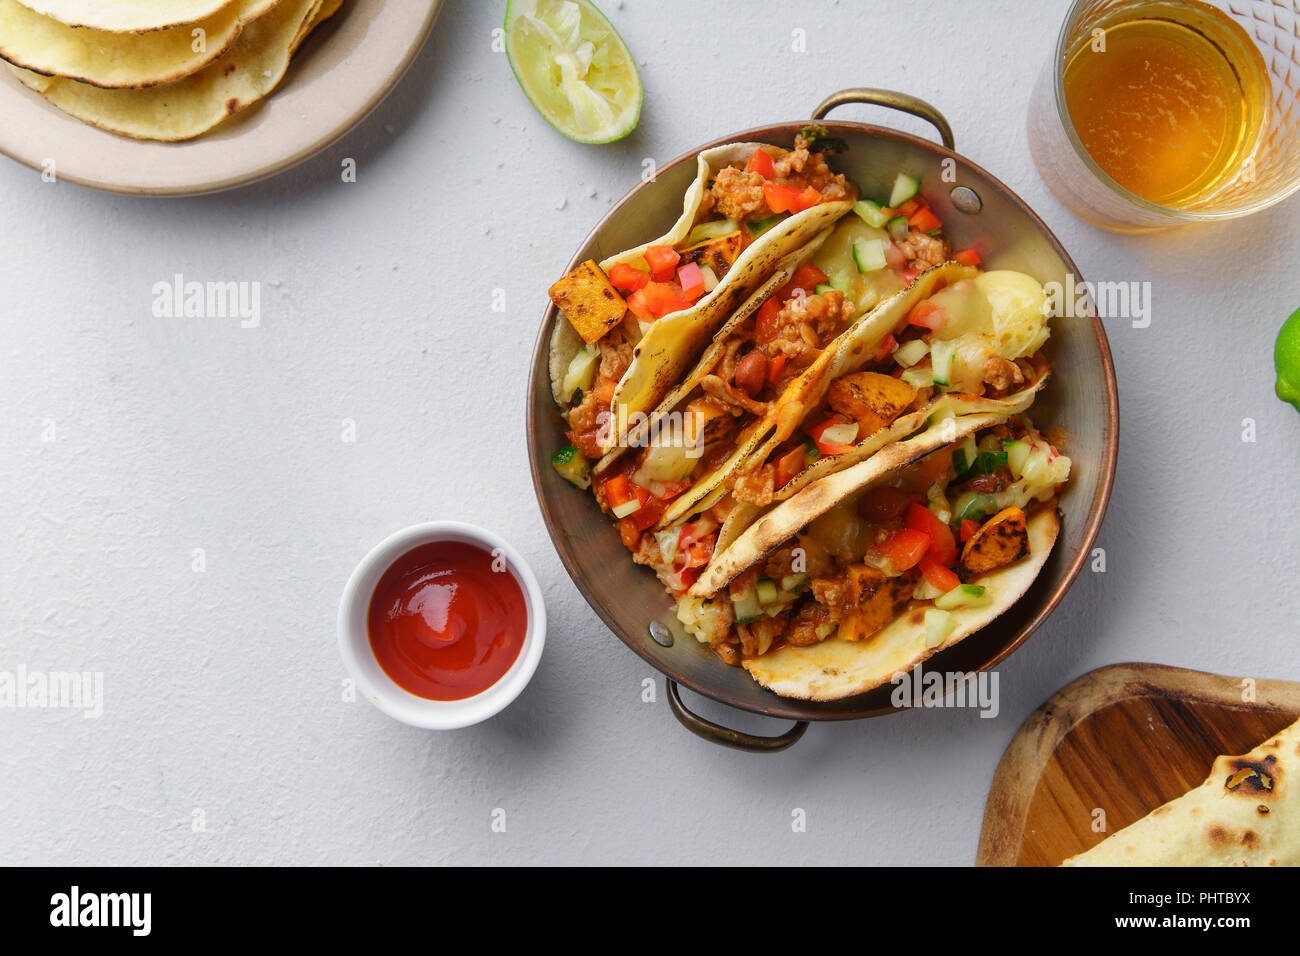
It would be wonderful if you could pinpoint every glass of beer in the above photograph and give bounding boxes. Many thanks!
[1028,0,1300,230]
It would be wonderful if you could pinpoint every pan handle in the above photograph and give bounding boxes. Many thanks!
[666,680,808,753]
[812,88,955,151]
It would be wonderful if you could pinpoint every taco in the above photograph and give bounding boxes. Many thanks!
[548,133,857,469]
[675,410,1071,698]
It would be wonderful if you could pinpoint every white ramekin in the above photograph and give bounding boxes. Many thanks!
[337,521,546,729]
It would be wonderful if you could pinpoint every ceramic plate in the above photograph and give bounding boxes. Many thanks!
[0,0,444,195]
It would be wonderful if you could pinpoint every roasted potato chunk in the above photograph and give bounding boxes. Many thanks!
[827,371,918,437]
[960,506,1029,578]
[679,231,744,279]
[549,260,628,344]
[836,565,917,641]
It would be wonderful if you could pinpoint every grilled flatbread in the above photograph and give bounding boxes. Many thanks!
[1063,717,1300,867]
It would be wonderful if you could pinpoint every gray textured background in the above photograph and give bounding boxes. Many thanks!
[2,0,1298,866]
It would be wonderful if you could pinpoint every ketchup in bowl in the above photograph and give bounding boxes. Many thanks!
[367,541,527,701]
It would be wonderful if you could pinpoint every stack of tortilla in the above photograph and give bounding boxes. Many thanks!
[0,0,343,140]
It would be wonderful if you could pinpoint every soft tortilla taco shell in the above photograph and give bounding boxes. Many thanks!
[0,0,278,90]
[9,0,331,141]
[549,142,853,434]
[657,261,980,528]
[595,229,833,476]
[1063,717,1300,867]
[13,0,235,33]
[742,505,1059,701]
[691,397,1042,598]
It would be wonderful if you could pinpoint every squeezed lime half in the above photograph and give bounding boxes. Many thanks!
[1276,308,1300,412]
[504,0,642,144]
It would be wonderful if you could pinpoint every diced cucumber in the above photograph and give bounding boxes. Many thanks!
[852,238,888,273]
[756,578,779,605]
[924,608,955,648]
[886,215,909,241]
[973,450,1009,475]
[1003,439,1031,476]
[780,573,811,593]
[686,219,740,245]
[829,273,853,292]
[952,435,978,476]
[888,172,921,208]
[551,446,592,489]
[814,283,834,295]
[731,586,762,624]
[953,490,997,523]
[561,345,598,402]
[930,339,956,388]
[892,338,930,368]
[935,583,991,611]
[852,199,890,229]
[747,213,787,237]
[901,367,933,389]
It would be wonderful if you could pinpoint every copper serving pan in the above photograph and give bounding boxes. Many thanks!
[527,89,1119,752]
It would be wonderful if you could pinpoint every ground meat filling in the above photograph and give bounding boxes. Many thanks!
[763,290,852,373]
[699,135,855,224]
[707,166,769,221]
[897,227,951,270]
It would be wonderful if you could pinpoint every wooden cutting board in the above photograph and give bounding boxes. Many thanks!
[976,662,1300,867]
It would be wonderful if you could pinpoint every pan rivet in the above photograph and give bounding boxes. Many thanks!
[950,185,982,214]
[648,621,674,647]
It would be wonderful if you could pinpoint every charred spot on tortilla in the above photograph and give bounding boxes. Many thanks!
[1224,760,1276,793]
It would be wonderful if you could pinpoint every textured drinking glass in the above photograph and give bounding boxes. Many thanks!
[1029,0,1300,230]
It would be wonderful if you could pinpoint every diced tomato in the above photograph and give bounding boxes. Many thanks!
[920,559,961,594]
[896,199,920,217]
[607,262,649,292]
[902,266,921,282]
[602,473,636,509]
[786,263,829,295]
[677,517,719,551]
[626,496,664,532]
[906,503,958,564]
[673,534,715,573]
[774,444,807,489]
[953,248,981,267]
[627,281,692,321]
[877,528,930,573]
[908,205,943,233]
[755,297,783,343]
[960,518,979,542]
[767,353,787,385]
[643,245,680,282]
[857,485,915,523]
[677,261,705,300]
[908,300,948,331]
[746,147,775,179]
[873,332,899,363]
[764,183,822,215]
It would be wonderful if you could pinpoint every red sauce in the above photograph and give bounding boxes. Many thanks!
[367,541,527,701]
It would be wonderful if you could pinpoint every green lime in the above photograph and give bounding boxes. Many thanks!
[504,0,642,145]
[1276,307,1300,411]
